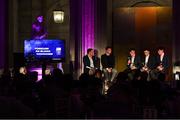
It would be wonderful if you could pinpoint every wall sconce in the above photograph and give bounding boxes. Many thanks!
[53,10,64,23]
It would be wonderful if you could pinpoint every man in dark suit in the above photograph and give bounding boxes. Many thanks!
[101,46,117,82]
[94,49,100,70]
[127,48,141,70]
[141,49,155,72]
[155,47,169,73]
[83,48,95,74]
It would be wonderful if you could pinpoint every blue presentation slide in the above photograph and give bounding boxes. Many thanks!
[24,39,65,61]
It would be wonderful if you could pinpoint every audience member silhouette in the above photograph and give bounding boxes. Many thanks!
[0,66,178,119]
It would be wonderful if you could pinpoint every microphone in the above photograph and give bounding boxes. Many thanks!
[127,56,131,65]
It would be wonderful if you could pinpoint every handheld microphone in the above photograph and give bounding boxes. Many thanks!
[127,56,131,65]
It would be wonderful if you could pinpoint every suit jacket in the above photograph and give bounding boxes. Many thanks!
[155,55,169,71]
[127,56,141,69]
[83,55,95,73]
[94,56,100,70]
[141,55,155,70]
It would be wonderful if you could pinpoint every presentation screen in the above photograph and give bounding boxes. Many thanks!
[24,39,65,62]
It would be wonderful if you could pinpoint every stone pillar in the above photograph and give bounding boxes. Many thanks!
[0,0,8,69]
[173,0,180,65]
[70,0,96,78]
[81,0,95,73]
[8,0,18,67]
[94,0,108,61]
[81,0,95,56]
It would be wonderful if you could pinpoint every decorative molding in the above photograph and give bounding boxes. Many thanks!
[131,1,160,7]
[113,0,172,8]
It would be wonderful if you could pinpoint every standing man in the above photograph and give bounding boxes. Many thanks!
[83,48,95,74]
[141,49,155,72]
[101,46,117,82]
[127,48,141,70]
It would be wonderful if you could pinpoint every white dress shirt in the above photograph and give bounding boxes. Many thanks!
[131,57,135,67]
[89,56,94,68]
[145,55,149,66]
[160,53,164,62]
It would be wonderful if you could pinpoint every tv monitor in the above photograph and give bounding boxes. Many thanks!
[24,39,65,62]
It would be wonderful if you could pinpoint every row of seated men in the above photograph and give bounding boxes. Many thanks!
[83,46,169,82]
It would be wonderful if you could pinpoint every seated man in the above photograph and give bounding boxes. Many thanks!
[155,47,169,73]
[127,48,141,70]
[125,48,141,80]
[141,49,155,81]
[94,49,101,70]
[150,47,169,81]
[83,48,96,75]
[101,46,117,82]
[141,48,155,72]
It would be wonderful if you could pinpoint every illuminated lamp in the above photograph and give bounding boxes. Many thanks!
[53,10,64,23]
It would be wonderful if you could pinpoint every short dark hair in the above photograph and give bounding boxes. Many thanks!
[158,46,165,51]
[87,48,93,54]
[129,48,136,52]
[144,48,150,51]
[105,46,112,50]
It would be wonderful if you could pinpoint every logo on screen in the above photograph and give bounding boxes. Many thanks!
[56,47,61,55]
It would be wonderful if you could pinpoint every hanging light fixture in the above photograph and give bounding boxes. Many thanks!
[53,10,64,23]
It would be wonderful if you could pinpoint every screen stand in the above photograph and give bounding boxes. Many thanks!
[42,61,47,79]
